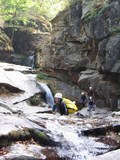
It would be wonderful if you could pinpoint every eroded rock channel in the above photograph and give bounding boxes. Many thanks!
[0,62,119,160]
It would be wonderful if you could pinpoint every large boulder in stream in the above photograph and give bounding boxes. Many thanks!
[91,149,120,160]
[78,69,118,109]
[0,112,60,160]
[0,63,40,105]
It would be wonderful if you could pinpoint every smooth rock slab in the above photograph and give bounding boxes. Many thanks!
[0,144,46,160]
[91,149,120,160]
[0,68,40,104]
[0,62,31,72]
[0,114,42,135]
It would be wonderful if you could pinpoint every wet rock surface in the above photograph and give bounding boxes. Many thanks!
[0,62,119,160]
[91,149,120,160]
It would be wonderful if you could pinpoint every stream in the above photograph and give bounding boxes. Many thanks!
[0,62,119,160]
[28,112,113,160]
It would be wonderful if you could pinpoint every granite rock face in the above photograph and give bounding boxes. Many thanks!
[36,0,120,109]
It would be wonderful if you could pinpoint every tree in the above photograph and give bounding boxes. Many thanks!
[0,0,81,23]
[0,0,34,23]
[0,0,35,40]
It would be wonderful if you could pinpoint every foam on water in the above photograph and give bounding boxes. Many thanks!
[46,118,110,160]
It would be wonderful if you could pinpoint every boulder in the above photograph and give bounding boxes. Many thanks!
[91,149,120,160]
[10,0,119,110]
[84,0,120,40]
[97,33,120,72]
[0,65,40,105]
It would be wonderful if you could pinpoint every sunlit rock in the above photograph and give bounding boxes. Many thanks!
[0,67,40,105]
[0,115,42,136]
[0,144,46,160]
[91,149,120,160]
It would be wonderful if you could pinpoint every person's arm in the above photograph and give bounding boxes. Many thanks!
[63,102,68,115]
[52,105,57,112]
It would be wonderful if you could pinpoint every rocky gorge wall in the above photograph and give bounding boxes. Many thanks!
[0,29,13,62]
[36,0,120,110]
[0,17,51,66]
[0,0,120,110]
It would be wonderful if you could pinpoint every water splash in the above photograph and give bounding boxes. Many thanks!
[46,117,110,160]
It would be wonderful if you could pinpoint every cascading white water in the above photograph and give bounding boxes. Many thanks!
[35,83,111,159]
[38,83,54,108]
[45,116,110,160]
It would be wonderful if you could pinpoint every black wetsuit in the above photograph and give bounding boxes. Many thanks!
[53,100,68,115]
[80,95,87,102]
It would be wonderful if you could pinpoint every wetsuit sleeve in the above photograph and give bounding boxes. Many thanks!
[52,105,57,111]
[60,102,68,115]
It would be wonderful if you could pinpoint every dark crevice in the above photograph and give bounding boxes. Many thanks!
[0,83,24,94]
[66,40,83,44]
[81,124,120,136]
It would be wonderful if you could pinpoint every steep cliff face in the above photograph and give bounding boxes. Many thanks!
[37,0,120,110]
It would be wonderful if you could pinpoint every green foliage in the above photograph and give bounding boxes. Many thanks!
[84,0,109,21]
[37,72,48,80]
[30,96,40,106]
[110,26,120,33]
[0,0,36,27]
[35,131,49,142]
[85,9,98,21]
[0,0,82,25]
[37,0,81,20]
[29,129,50,145]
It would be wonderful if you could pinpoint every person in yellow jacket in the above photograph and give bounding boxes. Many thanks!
[52,93,78,115]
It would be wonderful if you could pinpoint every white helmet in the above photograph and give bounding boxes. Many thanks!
[89,96,92,100]
[89,86,92,90]
[54,93,63,99]
[81,92,84,95]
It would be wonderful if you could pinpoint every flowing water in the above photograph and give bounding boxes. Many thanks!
[44,116,110,160]
[35,81,112,159]
[25,55,35,68]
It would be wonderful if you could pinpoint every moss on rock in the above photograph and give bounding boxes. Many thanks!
[0,30,13,53]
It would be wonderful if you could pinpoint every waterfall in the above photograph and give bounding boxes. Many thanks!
[38,83,54,108]
[12,54,35,68]
[45,117,110,160]
[25,55,35,68]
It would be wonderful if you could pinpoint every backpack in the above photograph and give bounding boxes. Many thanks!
[63,98,78,114]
